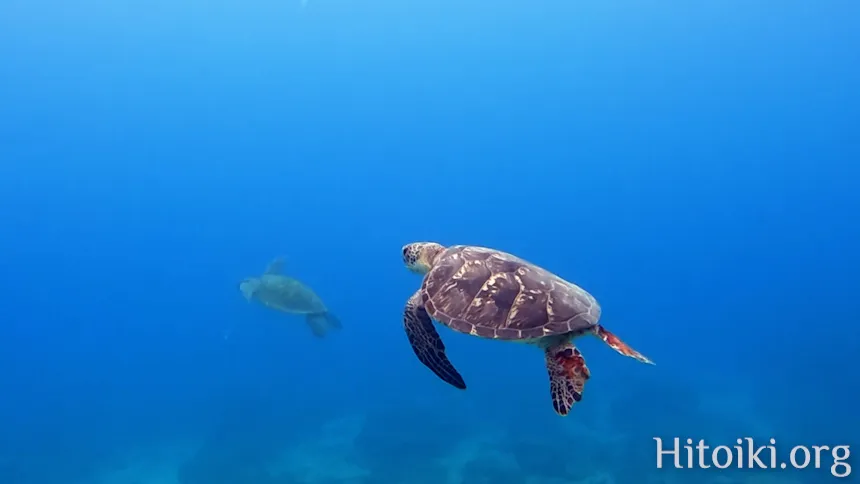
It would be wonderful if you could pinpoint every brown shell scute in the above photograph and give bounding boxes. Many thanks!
[422,246,601,340]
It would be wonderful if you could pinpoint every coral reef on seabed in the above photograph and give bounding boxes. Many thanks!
[61,369,811,484]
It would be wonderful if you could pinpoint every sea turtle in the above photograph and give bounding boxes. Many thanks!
[239,257,342,338]
[401,242,654,416]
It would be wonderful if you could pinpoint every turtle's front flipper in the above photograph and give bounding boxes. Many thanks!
[545,343,590,416]
[593,325,655,365]
[264,257,286,275]
[403,291,466,390]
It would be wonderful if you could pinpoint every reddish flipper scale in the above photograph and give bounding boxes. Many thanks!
[545,344,591,416]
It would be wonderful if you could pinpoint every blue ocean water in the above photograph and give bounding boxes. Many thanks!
[1,1,858,483]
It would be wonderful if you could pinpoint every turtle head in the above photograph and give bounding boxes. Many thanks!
[402,242,445,274]
[239,278,261,301]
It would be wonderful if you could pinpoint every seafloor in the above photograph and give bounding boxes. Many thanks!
[2,374,824,484]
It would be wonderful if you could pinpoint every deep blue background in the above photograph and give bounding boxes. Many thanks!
[1,1,858,483]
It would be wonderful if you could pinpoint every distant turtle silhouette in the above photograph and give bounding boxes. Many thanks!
[401,242,653,416]
[240,257,341,338]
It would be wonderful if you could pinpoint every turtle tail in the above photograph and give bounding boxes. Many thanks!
[305,312,342,338]
[593,325,654,365]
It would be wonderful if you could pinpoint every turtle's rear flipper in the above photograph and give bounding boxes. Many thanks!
[305,312,341,338]
[403,291,467,390]
[545,343,590,416]
[322,312,342,330]
[593,325,655,365]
